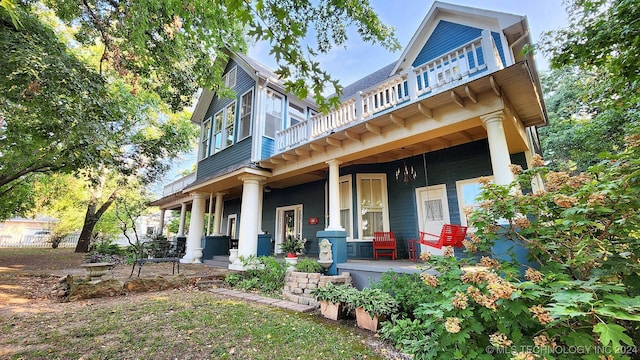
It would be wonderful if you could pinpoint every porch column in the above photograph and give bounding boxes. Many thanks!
[212,192,225,235]
[177,202,187,236]
[181,192,207,263]
[480,111,514,185]
[326,159,344,231]
[158,209,165,236]
[206,193,214,235]
[230,175,265,270]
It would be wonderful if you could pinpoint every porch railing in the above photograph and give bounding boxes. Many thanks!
[274,30,503,153]
[162,172,196,197]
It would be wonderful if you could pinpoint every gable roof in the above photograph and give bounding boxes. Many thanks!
[339,62,396,101]
[390,1,526,75]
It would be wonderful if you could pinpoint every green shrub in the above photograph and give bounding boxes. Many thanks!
[371,272,432,318]
[294,258,323,273]
[230,256,287,294]
[346,288,398,318]
[310,282,356,303]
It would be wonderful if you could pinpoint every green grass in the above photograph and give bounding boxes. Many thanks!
[1,292,385,360]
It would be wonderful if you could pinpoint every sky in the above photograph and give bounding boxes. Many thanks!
[248,0,570,89]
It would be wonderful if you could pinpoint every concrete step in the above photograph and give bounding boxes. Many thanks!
[203,258,230,269]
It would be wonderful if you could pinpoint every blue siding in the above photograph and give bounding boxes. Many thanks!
[261,137,275,160]
[339,140,528,259]
[204,59,255,120]
[196,137,252,181]
[412,20,482,68]
[491,31,507,67]
[261,180,327,257]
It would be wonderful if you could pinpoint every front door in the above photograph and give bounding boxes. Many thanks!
[275,205,303,254]
[415,184,450,255]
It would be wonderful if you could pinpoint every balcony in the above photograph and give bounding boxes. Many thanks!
[275,30,504,154]
[162,172,196,197]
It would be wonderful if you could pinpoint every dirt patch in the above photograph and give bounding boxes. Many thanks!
[0,248,227,315]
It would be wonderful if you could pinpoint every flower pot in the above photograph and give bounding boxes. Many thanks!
[284,256,298,270]
[286,252,297,258]
[355,307,382,332]
[320,301,347,320]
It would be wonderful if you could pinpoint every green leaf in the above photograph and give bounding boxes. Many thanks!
[594,306,640,321]
[562,331,595,348]
[593,323,634,348]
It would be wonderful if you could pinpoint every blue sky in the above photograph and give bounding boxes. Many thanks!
[248,0,570,89]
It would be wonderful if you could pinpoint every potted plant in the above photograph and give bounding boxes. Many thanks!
[281,235,304,258]
[347,288,398,331]
[310,282,356,320]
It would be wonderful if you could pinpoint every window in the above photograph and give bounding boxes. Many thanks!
[239,90,253,140]
[212,102,236,154]
[356,174,390,239]
[339,175,353,240]
[225,103,235,148]
[200,117,211,159]
[456,177,493,229]
[222,66,237,89]
[264,90,283,138]
[288,102,306,128]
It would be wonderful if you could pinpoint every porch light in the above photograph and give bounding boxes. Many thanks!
[395,159,417,184]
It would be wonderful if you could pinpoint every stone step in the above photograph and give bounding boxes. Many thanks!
[195,279,226,290]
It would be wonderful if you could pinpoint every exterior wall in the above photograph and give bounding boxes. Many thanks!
[411,20,506,71]
[261,136,275,160]
[196,137,252,180]
[261,180,327,256]
[196,58,257,182]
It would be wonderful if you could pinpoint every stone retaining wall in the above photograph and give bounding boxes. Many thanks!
[282,270,352,306]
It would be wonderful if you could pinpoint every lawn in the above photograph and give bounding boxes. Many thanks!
[0,248,399,359]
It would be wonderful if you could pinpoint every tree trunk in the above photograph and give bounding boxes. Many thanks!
[74,188,119,253]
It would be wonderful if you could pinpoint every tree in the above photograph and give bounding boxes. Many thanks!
[45,0,400,112]
[538,0,640,172]
[1,9,120,218]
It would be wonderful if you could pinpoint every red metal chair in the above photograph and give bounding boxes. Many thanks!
[373,231,397,260]
[419,224,468,249]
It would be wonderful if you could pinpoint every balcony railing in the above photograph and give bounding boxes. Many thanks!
[275,30,504,153]
[162,172,196,196]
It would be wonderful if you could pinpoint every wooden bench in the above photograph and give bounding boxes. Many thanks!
[373,231,397,260]
[130,239,186,278]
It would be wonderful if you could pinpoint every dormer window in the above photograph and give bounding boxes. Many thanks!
[222,66,237,89]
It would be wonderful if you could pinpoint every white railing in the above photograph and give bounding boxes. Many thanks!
[162,172,196,196]
[414,37,486,97]
[274,30,502,152]
[311,98,357,138]
[0,232,80,248]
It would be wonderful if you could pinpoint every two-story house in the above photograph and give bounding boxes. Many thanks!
[151,1,547,272]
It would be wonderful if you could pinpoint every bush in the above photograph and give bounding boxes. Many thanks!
[380,138,640,359]
[226,256,287,294]
[294,258,323,273]
[371,272,432,318]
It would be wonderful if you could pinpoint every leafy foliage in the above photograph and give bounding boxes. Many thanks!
[44,0,400,113]
[294,258,323,273]
[310,282,356,304]
[371,272,432,318]
[226,256,288,294]
[346,288,398,318]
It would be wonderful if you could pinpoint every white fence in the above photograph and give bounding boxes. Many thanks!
[0,232,80,248]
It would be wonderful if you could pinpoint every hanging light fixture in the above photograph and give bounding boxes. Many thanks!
[395,148,417,184]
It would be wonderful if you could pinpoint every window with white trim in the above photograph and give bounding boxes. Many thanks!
[212,102,236,153]
[456,176,493,229]
[200,117,212,159]
[356,174,390,239]
[239,89,253,140]
[339,175,353,240]
[264,90,283,138]
[287,102,306,128]
[222,66,237,89]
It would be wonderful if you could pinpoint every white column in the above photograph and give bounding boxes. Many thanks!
[212,192,225,235]
[258,182,264,234]
[181,193,207,263]
[158,209,165,236]
[230,175,265,270]
[177,202,187,237]
[326,159,344,231]
[206,193,214,235]
[480,111,514,185]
